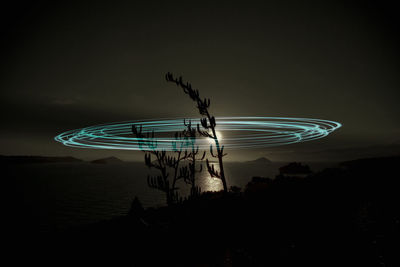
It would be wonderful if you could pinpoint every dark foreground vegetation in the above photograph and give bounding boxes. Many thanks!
[8,156,400,266]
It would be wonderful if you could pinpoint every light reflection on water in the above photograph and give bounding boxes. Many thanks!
[176,163,223,194]
[198,171,223,192]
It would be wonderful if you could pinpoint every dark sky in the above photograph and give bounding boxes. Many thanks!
[1,0,399,161]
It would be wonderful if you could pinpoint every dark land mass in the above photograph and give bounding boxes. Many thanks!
[0,155,83,164]
[244,157,272,164]
[6,156,400,266]
[90,156,124,164]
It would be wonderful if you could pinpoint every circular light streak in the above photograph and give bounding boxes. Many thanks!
[54,117,341,151]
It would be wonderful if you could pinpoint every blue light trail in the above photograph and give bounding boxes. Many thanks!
[54,117,341,151]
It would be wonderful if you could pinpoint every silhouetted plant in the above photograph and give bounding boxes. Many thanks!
[165,72,229,192]
[165,129,193,203]
[279,162,312,176]
[132,122,205,204]
[132,125,182,205]
[179,119,206,198]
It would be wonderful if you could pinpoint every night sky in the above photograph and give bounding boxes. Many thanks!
[1,0,399,161]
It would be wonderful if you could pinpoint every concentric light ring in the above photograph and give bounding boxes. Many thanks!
[54,117,341,151]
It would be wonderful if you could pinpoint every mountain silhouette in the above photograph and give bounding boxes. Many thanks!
[245,157,272,164]
[90,156,124,164]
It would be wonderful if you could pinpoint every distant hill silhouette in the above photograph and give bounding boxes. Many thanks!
[301,144,400,161]
[90,156,124,164]
[0,155,82,164]
[340,155,400,168]
[245,157,272,164]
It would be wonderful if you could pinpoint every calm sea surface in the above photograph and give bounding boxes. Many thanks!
[7,161,335,231]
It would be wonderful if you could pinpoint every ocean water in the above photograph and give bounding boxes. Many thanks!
[6,161,335,231]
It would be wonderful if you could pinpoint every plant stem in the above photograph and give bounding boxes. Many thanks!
[206,110,227,192]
